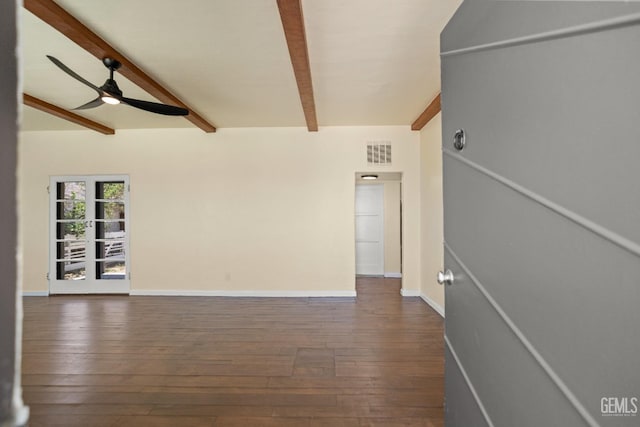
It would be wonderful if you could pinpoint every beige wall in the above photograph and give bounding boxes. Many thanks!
[19,126,422,295]
[383,181,402,276]
[420,113,445,314]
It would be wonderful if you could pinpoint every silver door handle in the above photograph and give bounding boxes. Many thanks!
[437,269,454,285]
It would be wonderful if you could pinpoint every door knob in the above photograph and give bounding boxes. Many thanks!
[437,269,454,285]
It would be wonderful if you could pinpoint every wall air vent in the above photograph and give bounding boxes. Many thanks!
[367,143,392,165]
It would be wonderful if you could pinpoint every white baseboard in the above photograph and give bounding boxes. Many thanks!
[421,293,445,318]
[384,272,402,278]
[23,291,48,296]
[399,288,420,297]
[23,290,358,297]
[130,290,357,297]
[399,289,445,317]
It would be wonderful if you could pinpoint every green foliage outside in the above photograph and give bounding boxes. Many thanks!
[63,183,125,238]
[64,192,86,238]
[102,183,125,225]
[102,182,125,200]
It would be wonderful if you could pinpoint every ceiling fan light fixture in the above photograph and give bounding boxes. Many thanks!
[101,95,120,105]
[361,174,378,180]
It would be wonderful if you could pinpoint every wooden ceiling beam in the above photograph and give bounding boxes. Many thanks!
[411,93,441,131]
[23,93,115,135]
[277,0,318,132]
[24,0,216,133]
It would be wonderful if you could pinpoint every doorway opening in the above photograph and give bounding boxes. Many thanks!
[355,172,403,286]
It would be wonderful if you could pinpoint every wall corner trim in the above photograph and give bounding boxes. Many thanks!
[420,294,445,318]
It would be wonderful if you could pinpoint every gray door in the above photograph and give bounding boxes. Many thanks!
[440,3,640,426]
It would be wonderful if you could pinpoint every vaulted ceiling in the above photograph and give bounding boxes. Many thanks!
[21,0,461,133]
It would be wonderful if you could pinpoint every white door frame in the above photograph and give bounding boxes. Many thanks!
[49,175,130,294]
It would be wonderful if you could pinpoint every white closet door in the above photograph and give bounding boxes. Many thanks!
[355,184,384,275]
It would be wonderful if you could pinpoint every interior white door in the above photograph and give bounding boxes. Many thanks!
[49,175,130,294]
[355,184,384,275]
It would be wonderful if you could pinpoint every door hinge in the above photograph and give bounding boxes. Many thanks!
[128,272,131,280]
[128,184,130,192]
[46,272,50,280]
[46,185,50,194]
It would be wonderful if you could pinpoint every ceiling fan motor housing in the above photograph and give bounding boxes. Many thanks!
[101,79,122,97]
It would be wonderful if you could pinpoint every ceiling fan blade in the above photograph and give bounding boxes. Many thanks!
[47,55,101,94]
[73,97,104,110]
[119,97,189,116]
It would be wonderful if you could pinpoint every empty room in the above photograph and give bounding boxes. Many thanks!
[2,1,639,427]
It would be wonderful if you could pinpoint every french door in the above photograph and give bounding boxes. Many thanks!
[49,175,130,294]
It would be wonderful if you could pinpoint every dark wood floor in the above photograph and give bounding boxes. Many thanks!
[21,277,444,426]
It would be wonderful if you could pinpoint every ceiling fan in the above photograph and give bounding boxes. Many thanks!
[47,55,189,116]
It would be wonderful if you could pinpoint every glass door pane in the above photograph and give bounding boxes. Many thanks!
[95,181,126,280]
[55,181,87,280]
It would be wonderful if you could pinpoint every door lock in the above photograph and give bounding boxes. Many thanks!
[453,129,466,151]
[437,269,455,286]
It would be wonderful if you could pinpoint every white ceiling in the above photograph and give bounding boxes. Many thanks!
[20,0,462,132]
